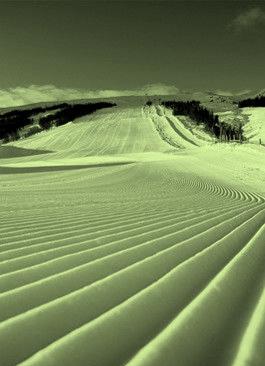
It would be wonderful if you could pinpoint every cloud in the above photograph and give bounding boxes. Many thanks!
[0,83,179,108]
[230,7,265,32]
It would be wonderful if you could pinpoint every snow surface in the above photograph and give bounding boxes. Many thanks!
[0,103,265,366]
[242,107,265,144]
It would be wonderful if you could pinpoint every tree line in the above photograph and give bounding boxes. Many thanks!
[0,103,68,142]
[161,100,244,142]
[0,101,116,142]
[238,95,265,108]
[38,102,116,129]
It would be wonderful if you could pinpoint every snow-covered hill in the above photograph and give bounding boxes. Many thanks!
[0,99,265,366]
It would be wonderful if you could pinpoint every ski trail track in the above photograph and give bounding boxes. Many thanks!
[0,105,265,366]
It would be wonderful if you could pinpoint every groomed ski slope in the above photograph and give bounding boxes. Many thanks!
[0,104,265,366]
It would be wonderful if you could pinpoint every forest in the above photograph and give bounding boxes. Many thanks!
[238,95,265,108]
[0,101,116,142]
[38,102,116,129]
[161,100,244,142]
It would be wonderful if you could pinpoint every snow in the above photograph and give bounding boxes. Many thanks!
[0,103,265,366]
[242,107,265,143]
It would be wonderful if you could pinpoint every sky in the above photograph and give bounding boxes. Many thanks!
[0,0,264,97]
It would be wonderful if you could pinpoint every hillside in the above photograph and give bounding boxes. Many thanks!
[0,98,265,366]
[242,107,265,143]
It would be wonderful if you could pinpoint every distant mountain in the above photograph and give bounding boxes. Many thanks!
[255,89,265,97]
[0,83,179,109]
[137,83,180,96]
[0,84,264,109]
[210,90,252,97]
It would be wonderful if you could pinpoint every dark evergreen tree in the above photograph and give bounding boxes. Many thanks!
[0,101,116,142]
[238,96,265,107]
[162,100,245,142]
